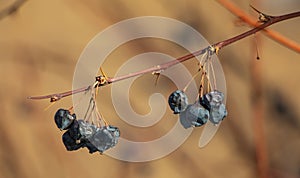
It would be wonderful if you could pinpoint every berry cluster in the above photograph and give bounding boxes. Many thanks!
[54,109,120,154]
[168,90,227,128]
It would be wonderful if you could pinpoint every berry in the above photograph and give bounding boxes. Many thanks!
[62,130,84,151]
[209,103,227,125]
[67,120,81,140]
[78,120,97,139]
[200,90,227,125]
[54,109,76,130]
[200,90,224,111]
[180,103,209,128]
[84,141,99,154]
[168,90,188,114]
[90,125,120,154]
[61,119,120,154]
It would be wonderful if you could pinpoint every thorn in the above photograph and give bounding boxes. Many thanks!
[153,72,160,86]
[250,5,261,14]
[250,5,273,23]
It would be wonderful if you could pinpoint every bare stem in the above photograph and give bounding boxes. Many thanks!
[214,11,300,50]
[28,10,300,101]
[107,48,207,83]
[217,0,300,53]
[27,85,91,102]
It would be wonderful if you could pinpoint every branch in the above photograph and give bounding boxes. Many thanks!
[214,10,300,50]
[0,0,27,20]
[217,0,300,53]
[28,10,300,102]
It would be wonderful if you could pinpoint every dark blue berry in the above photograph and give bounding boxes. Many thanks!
[62,130,84,151]
[168,90,188,114]
[84,141,99,154]
[199,90,227,124]
[209,103,227,125]
[90,125,120,154]
[200,90,224,111]
[78,120,97,139]
[54,109,76,130]
[180,103,209,128]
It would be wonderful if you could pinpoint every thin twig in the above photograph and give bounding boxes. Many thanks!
[0,0,27,20]
[27,85,91,101]
[28,10,300,101]
[214,10,300,50]
[217,0,300,53]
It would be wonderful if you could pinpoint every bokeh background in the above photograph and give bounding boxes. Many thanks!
[0,0,299,178]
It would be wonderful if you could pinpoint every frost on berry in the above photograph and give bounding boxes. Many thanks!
[200,90,224,111]
[168,90,188,114]
[180,103,209,128]
[90,125,120,154]
[59,116,120,154]
[78,120,97,139]
[209,103,227,124]
[200,90,227,125]
[54,109,76,130]
[62,120,84,151]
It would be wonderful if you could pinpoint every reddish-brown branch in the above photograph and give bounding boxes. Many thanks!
[217,0,300,53]
[214,10,300,50]
[28,85,91,102]
[28,10,300,101]
[107,48,206,83]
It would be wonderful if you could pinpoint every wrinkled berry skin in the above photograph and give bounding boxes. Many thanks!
[77,120,99,153]
[62,120,84,151]
[78,120,97,139]
[61,119,120,154]
[61,119,97,153]
[90,125,120,154]
[67,120,81,140]
[180,103,209,128]
[209,103,227,124]
[200,90,227,125]
[200,90,224,111]
[168,90,189,114]
[62,130,84,151]
[85,142,99,154]
[54,109,76,130]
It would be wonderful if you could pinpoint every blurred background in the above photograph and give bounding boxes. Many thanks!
[0,0,299,178]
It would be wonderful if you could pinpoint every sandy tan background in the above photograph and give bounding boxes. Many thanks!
[0,0,299,178]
